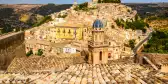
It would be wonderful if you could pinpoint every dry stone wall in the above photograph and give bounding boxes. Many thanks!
[0,31,25,70]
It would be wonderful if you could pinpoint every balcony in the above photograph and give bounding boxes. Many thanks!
[88,41,108,47]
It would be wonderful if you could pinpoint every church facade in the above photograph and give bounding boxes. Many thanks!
[88,19,123,64]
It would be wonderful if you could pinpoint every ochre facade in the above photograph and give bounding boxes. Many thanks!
[49,26,83,40]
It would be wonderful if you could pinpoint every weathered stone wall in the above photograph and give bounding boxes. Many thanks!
[0,31,25,70]
[136,53,168,65]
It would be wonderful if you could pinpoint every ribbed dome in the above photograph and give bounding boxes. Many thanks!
[93,19,104,28]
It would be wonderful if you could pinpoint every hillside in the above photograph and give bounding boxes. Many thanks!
[125,3,168,29]
[147,19,168,30]
[0,4,72,34]
[143,29,168,53]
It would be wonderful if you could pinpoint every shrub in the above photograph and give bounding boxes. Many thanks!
[32,16,52,27]
[57,14,67,18]
[143,29,168,53]
[37,49,43,56]
[26,50,33,57]
[115,16,148,32]
[129,39,136,50]
[74,2,96,11]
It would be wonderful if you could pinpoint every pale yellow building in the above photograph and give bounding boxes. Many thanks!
[47,23,88,41]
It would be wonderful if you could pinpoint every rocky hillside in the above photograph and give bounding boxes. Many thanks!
[63,3,136,27]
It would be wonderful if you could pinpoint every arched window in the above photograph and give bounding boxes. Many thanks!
[100,51,102,61]
[109,42,111,45]
[63,29,66,36]
[63,29,65,33]
[108,53,111,58]
[68,29,71,34]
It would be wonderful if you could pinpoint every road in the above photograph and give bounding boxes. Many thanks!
[132,28,159,70]
[133,28,153,54]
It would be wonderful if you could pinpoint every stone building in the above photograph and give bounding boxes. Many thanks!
[161,63,168,73]
[88,19,125,64]
[25,16,134,63]
[24,22,89,55]
[35,23,87,42]
[24,2,139,62]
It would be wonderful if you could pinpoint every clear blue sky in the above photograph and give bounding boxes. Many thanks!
[0,0,167,4]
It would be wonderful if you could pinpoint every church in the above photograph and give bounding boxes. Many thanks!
[88,18,124,64]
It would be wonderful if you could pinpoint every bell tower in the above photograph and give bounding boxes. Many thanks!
[88,18,108,64]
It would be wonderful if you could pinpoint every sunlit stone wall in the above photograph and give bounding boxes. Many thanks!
[0,31,26,70]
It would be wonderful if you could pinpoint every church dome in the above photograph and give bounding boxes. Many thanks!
[93,19,104,28]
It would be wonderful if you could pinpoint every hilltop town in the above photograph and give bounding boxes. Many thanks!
[0,0,168,84]
[24,1,141,58]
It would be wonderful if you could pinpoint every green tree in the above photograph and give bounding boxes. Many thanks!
[135,14,139,21]
[74,2,90,11]
[115,19,122,26]
[37,49,43,56]
[26,50,33,57]
[58,14,67,18]
[32,16,52,27]
[143,30,168,53]
[129,39,136,50]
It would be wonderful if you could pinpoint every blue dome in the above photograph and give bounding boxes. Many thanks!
[93,19,104,28]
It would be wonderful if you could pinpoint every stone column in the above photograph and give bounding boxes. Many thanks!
[88,52,92,64]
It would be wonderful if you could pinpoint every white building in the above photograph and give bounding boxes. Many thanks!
[63,45,76,54]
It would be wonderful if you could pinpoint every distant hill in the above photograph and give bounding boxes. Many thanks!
[125,3,168,18]
[125,3,168,29]
[30,4,72,16]
[0,4,72,34]
[0,4,43,12]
